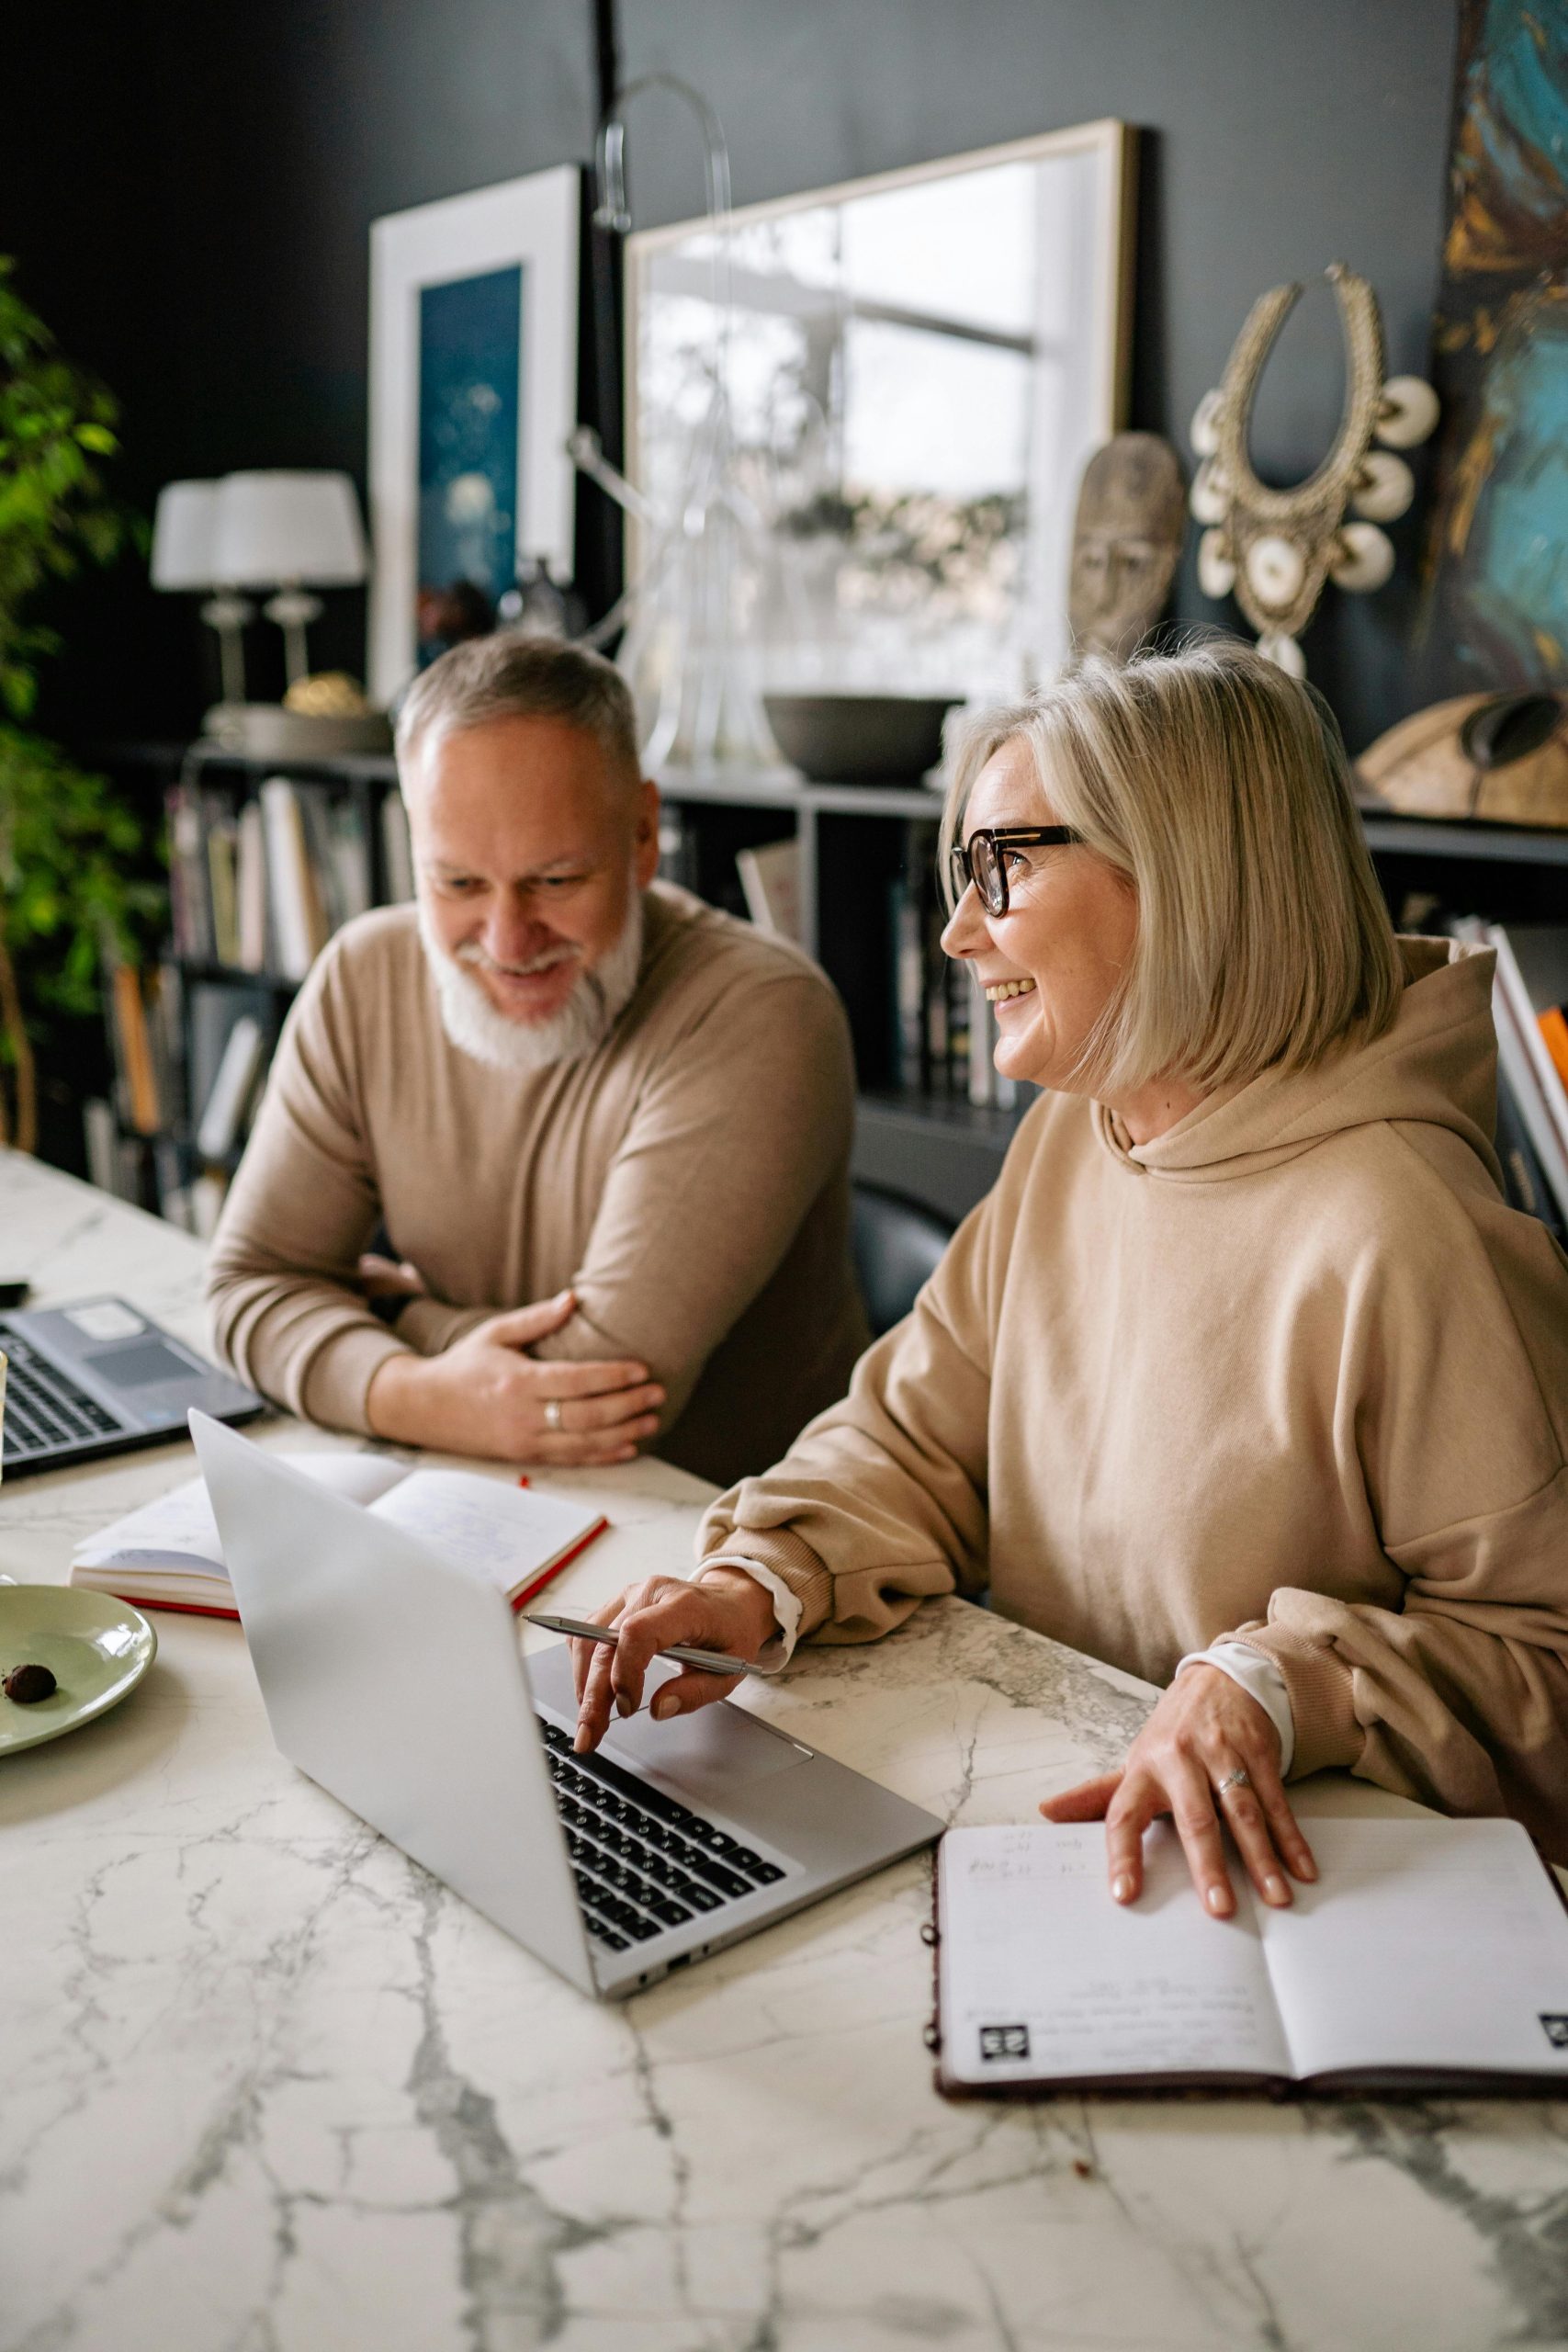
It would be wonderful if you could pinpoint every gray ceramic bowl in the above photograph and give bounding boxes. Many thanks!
[763,693,960,785]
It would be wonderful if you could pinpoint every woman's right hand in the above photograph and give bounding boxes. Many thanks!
[570,1566,781,1752]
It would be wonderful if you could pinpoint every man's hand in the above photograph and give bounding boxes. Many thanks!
[1039,1663,1317,1919]
[570,1566,780,1753]
[366,1287,664,1466]
[357,1250,427,1304]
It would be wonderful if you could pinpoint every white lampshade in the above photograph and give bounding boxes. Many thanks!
[150,479,219,590]
[210,469,367,587]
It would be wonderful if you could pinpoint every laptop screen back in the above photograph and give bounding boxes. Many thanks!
[189,1412,597,1996]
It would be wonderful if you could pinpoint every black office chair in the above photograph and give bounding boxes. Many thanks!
[851,1182,955,1338]
[1495,1063,1567,1238]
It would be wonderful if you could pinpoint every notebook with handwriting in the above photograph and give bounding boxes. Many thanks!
[72,1451,605,1620]
[934,1817,1568,2097]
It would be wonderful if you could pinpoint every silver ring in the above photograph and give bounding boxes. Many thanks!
[1216,1768,1250,1795]
[542,1397,563,1432]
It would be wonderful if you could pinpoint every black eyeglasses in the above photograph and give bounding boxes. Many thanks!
[947,825,1081,916]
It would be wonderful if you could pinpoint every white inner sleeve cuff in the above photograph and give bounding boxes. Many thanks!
[1176,1641,1295,1777]
[695,1555,802,1669]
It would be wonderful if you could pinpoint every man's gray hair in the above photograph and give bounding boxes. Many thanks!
[395,632,640,779]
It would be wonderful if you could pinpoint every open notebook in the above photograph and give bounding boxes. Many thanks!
[934,1817,1568,2098]
[71,1450,606,1620]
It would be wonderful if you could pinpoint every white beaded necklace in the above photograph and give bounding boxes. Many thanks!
[1189,263,1438,676]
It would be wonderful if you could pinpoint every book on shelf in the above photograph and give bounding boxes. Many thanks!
[260,776,331,979]
[1452,916,1568,1227]
[111,963,158,1135]
[194,1012,266,1161]
[206,801,239,965]
[166,779,212,961]
[932,1816,1568,2098]
[888,822,1017,1108]
[72,1449,607,1620]
[82,1096,118,1195]
[735,836,802,943]
[187,978,275,1152]
[101,951,176,1138]
[381,791,415,901]
[235,799,268,970]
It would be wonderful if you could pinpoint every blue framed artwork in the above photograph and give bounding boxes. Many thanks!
[1419,0,1568,695]
[417,264,525,645]
[369,167,580,705]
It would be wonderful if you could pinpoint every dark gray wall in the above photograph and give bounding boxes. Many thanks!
[4,0,1458,748]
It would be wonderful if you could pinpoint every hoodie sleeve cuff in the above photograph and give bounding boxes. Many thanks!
[694,1524,834,1643]
[699,1555,804,1665]
[1224,1625,1361,1780]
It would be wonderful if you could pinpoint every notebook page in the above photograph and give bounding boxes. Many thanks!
[367,1468,598,1595]
[939,1824,1292,2088]
[1258,1818,1568,2084]
[74,1451,407,1574]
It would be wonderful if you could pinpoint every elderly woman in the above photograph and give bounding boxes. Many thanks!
[571,640,1568,1918]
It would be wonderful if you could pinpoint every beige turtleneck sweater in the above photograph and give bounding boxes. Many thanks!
[700,938,1568,1856]
[206,884,869,1486]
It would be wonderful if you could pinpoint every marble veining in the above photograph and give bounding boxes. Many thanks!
[3,1152,1568,2350]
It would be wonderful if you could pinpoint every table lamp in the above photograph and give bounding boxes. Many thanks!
[200,471,389,754]
[210,471,366,686]
[150,478,253,716]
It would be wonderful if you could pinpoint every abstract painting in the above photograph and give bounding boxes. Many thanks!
[1419,0,1568,694]
[368,167,579,706]
[416,264,524,649]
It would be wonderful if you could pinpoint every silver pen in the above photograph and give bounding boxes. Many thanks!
[525,1609,775,1680]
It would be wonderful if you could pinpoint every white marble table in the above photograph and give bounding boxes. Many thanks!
[4,1148,1568,2352]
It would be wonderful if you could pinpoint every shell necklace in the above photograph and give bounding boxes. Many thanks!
[1189,262,1438,675]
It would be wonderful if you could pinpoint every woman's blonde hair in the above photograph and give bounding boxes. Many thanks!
[941,637,1404,1098]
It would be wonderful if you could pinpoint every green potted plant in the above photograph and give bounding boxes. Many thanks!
[0,255,160,1154]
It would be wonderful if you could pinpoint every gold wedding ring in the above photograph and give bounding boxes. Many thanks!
[543,1397,563,1432]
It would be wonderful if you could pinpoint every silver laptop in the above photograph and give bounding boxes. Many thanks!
[190,1412,942,1999]
[0,1298,263,1477]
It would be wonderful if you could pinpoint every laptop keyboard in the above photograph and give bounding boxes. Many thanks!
[1,1341,120,1462]
[538,1720,786,1953]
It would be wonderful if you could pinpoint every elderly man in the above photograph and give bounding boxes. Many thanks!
[206,635,867,1486]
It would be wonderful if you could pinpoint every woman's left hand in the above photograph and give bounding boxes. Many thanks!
[1039,1664,1317,1918]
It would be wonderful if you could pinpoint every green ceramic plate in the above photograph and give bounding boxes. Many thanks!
[0,1585,157,1756]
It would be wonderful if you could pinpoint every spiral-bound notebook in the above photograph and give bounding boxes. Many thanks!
[931,1816,1568,2098]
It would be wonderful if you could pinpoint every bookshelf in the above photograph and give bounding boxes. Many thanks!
[653,765,1028,1218]
[90,744,1568,1234]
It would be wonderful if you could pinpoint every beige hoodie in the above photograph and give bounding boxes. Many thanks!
[701,939,1568,1855]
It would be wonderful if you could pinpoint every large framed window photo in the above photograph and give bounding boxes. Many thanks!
[626,122,1134,703]
[368,164,580,705]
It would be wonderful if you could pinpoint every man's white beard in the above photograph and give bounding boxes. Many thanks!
[418,893,646,1074]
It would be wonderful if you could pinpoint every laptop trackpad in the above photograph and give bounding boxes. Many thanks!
[600,1661,811,1804]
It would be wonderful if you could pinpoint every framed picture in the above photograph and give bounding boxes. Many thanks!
[1416,0,1568,699]
[368,164,581,706]
[625,121,1134,707]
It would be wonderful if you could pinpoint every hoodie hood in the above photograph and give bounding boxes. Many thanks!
[1093,936,1501,1184]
